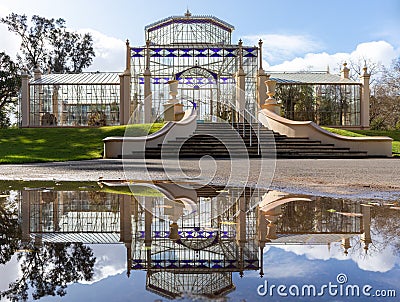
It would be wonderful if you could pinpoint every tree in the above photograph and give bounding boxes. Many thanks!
[0,52,21,128]
[348,57,382,86]
[1,13,95,73]
[370,57,400,130]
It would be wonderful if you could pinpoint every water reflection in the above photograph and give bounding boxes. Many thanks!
[0,182,399,301]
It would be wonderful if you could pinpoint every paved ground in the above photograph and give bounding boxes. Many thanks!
[1,158,400,199]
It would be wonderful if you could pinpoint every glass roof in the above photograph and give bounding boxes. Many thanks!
[30,72,120,85]
[269,72,360,85]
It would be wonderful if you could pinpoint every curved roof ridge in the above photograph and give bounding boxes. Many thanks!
[145,14,235,32]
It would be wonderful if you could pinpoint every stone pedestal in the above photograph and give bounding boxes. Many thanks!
[163,103,184,121]
[261,103,281,115]
[261,79,281,115]
[164,80,184,121]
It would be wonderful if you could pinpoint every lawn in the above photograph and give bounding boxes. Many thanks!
[0,124,398,164]
[323,127,400,156]
[0,123,163,164]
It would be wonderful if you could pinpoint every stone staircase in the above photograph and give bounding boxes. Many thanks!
[144,122,368,158]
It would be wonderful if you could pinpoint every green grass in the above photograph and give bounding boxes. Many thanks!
[0,123,163,164]
[323,127,400,156]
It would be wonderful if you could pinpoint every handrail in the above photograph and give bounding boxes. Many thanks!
[222,99,262,155]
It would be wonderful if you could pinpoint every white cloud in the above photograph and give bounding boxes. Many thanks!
[267,40,400,73]
[0,5,22,60]
[81,244,127,284]
[79,28,125,72]
[278,244,332,261]
[244,34,322,64]
[273,236,398,273]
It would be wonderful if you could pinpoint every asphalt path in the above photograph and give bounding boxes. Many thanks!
[1,158,399,199]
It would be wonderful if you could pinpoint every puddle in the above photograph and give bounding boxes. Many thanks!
[0,181,399,301]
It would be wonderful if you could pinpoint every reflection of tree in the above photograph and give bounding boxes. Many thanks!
[0,196,21,265]
[277,198,359,233]
[1,242,96,301]
[371,207,400,252]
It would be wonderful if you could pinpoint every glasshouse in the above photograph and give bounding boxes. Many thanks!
[20,10,370,128]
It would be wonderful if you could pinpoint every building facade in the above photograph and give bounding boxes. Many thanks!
[20,11,370,129]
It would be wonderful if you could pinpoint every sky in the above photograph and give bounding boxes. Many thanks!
[0,0,399,74]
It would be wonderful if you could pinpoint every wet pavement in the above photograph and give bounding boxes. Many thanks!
[1,158,400,198]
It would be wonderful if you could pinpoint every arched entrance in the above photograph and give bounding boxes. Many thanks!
[175,66,235,122]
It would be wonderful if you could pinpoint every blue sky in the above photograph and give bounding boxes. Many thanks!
[0,0,399,73]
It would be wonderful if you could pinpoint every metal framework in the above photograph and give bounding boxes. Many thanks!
[15,184,367,298]
[271,72,361,126]
[29,73,120,126]
[19,12,367,128]
[131,11,258,122]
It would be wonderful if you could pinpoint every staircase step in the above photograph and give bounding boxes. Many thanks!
[142,122,369,159]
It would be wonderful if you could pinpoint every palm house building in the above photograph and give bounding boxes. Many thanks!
[20,10,371,129]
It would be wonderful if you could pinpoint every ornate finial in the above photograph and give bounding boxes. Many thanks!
[238,40,243,70]
[258,39,263,70]
[185,9,191,17]
[343,61,347,67]
[145,40,151,70]
[126,39,130,46]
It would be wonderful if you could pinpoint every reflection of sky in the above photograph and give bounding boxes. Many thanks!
[0,255,20,296]
[231,246,400,302]
[31,243,400,302]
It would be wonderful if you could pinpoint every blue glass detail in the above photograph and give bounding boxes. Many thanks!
[226,260,237,268]
[167,262,178,268]
[182,260,193,268]
[210,53,222,57]
[226,53,236,57]
[131,48,144,52]
[153,260,163,268]
[211,260,222,268]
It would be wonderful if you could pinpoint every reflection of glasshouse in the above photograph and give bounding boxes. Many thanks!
[20,11,370,128]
